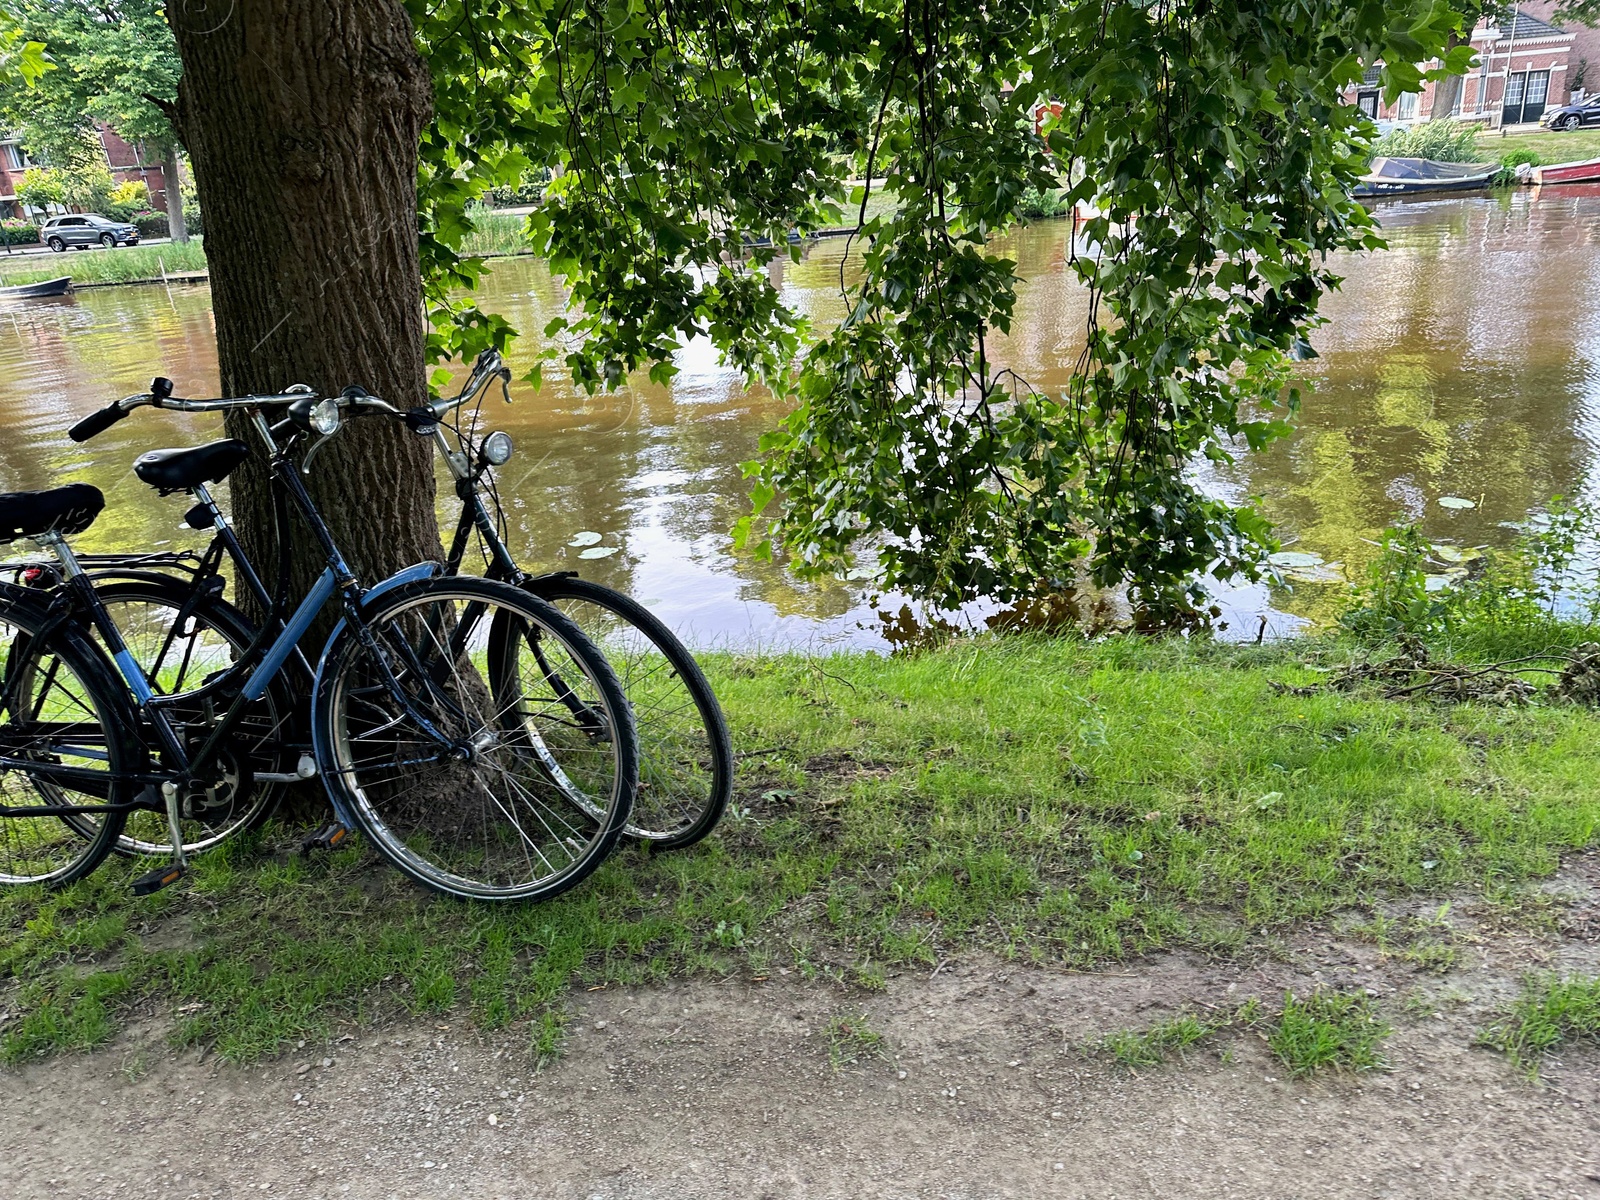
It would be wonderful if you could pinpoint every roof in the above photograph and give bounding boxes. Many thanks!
[1497,8,1567,40]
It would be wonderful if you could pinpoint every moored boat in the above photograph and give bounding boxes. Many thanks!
[1353,157,1497,199]
[1530,157,1600,186]
[0,276,72,299]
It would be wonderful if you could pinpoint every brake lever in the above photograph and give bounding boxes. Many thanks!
[498,368,513,404]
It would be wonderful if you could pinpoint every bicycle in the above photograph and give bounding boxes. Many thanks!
[0,382,638,901]
[408,349,732,849]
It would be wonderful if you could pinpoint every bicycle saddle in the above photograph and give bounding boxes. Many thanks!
[0,482,104,542]
[133,438,250,493]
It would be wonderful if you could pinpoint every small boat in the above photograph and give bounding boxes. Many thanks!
[1353,157,1498,199]
[1530,157,1600,186]
[0,276,72,299]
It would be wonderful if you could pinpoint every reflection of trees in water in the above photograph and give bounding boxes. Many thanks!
[1229,193,1598,627]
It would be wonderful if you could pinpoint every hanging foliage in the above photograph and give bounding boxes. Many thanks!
[409,0,1473,614]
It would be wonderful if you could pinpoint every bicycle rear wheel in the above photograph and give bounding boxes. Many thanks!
[521,576,730,849]
[0,592,139,886]
[315,577,637,902]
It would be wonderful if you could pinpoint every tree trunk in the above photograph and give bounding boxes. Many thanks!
[163,0,440,615]
[160,143,188,244]
[1429,33,1468,120]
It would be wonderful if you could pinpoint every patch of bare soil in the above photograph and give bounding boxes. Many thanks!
[5,857,1600,1200]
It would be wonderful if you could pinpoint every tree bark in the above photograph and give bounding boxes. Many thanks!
[159,142,188,244]
[163,0,440,615]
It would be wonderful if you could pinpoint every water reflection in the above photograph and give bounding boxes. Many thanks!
[0,191,1598,647]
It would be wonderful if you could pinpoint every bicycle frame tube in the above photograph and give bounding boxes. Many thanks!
[241,567,337,701]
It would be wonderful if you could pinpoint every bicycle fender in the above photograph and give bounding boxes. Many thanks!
[309,560,441,827]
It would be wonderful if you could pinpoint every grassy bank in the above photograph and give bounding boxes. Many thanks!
[460,210,534,258]
[0,240,209,288]
[3,634,1598,1064]
[1478,126,1600,167]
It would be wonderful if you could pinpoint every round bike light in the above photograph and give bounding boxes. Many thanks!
[482,430,514,465]
[309,398,342,436]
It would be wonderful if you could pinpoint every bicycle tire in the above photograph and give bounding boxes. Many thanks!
[520,576,730,849]
[0,588,140,886]
[80,578,295,856]
[315,576,638,902]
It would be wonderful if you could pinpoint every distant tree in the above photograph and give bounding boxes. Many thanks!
[1,0,188,240]
[13,164,61,214]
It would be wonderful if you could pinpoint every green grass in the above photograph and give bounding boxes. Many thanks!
[0,240,209,287]
[1477,127,1600,168]
[1479,973,1600,1076]
[1100,1010,1234,1068]
[3,635,1600,1064]
[1268,989,1390,1077]
[458,210,534,259]
[825,1011,887,1069]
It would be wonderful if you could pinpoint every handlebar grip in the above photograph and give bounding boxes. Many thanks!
[68,404,128,443]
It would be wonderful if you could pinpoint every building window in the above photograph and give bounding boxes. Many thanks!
[1397,91,1418,120]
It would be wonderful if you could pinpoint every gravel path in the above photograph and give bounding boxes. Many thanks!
[5,863,1600,1200]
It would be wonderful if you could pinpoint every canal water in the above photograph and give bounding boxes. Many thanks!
[3,190,1598,649]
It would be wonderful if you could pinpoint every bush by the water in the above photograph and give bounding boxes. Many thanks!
[1342,496,1600,660]
[1494,147,1542,186]
[1371,119,1485,164]
[1019,185,1071,219]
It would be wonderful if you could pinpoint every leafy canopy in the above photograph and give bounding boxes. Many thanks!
[409,0,1475,613]
[0,0,179,169]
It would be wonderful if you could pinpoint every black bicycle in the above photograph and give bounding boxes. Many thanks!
[409,350,732,850]
[0,382,638,900]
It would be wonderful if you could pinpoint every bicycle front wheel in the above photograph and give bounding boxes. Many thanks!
[522,576,731,849]
[315,578,637,902]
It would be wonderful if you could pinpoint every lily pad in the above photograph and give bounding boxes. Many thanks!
[567,531,603,547]
[1424,571,1465,592]
[1430,544,1482,564]
[577,546,620,559]
[1284,562,1344,584]
[1437,496,1476,510]
[1268,550,1324,568]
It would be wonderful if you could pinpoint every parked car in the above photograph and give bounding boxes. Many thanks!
[40,213,140,252]
[1540,99,1600,131]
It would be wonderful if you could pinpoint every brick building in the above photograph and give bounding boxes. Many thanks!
[0,125,174,220]
[1354,7,1588,130]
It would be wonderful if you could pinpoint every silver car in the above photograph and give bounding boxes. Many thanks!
[41,213,140,252]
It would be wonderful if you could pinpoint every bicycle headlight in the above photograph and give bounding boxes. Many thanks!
[310,398,342,436]
[482,431,514,466]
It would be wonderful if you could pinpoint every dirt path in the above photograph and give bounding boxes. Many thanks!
[5,866,1600,1200]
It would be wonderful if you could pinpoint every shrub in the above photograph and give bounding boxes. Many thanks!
[0,219,39,245]
[1019,185,1070,220]
[1339,496,1600,657]
[486,181,544,207]
[1340,524,1446,643]
[132,210,169,238]
[1494,147,1541,186]
[1371,119,1485,164]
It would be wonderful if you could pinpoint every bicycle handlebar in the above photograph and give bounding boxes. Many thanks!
[69,349,510,446]
[68,381,322,443]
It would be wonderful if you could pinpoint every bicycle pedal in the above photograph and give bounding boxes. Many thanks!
[130,863,187,896]
[300,822,351,855]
